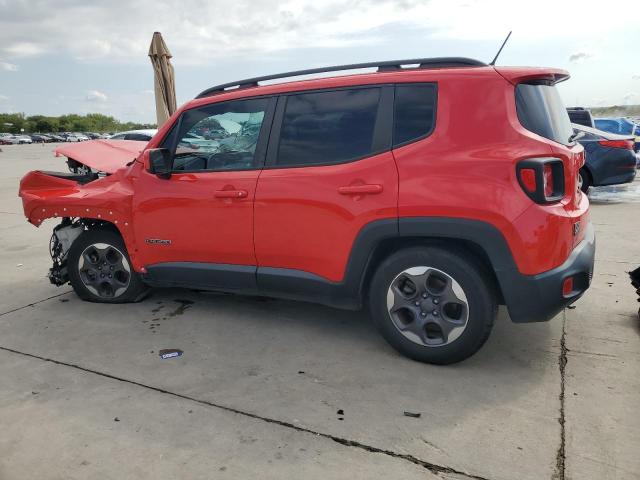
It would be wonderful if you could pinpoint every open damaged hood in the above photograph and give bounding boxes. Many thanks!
[55,139,147,174]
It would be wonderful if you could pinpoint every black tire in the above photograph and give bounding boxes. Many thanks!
[579,168,591,193]
[68,228,148,303]
[368,246,497,365]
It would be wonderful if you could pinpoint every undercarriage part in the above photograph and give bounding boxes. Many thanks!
[629,266,640,318]
[49,219,84,286]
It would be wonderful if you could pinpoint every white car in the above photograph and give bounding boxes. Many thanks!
[65,134,89,142]
[109,129,157,142]
[7,135,33,144]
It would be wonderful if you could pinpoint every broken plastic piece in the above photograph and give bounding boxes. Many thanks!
[159,349,184,359]
[403,411,422,418]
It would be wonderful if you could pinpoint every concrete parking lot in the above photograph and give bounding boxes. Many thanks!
[1,143,638,480]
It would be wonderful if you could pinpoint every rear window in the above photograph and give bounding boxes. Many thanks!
[516,84,573,145]
[393,84,437,146]
[277,87,380,166]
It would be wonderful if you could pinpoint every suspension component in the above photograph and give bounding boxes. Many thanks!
[48,219,84,285]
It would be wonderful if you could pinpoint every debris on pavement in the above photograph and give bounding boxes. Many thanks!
[403,411,422,418]
[159,349,184,360]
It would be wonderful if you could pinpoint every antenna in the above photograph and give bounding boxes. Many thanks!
[489,31,512,66]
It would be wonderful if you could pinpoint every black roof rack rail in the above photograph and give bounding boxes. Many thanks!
[196,57,486,98]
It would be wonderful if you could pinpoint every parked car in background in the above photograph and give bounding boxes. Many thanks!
[567,107,595,128]
[594,117,638,136]
[109,129,157,141]
[29,134,50,143]
[64,133,90,142]
[573,123,637,192]
[19,57,594,364]
[8,135,34,144]
[47,134,66,142]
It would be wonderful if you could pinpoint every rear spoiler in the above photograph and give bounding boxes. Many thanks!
[494,66,570,86]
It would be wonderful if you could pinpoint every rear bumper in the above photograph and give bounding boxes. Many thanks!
[597,169,636,187]
[501,222,595,323]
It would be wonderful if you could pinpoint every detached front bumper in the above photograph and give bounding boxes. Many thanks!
[501,223,596,323]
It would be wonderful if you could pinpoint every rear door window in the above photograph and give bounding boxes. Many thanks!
[516,84,573,146]
[275,87,381,167]
[393,84,437,146]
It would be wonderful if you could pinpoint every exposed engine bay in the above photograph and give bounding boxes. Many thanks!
[23,139,149,284]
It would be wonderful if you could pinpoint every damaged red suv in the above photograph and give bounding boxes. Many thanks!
[19,57,595,364]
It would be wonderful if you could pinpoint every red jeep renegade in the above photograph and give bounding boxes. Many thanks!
[19,57,595,364]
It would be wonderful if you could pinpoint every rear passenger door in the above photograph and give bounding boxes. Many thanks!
[253,86,398,283]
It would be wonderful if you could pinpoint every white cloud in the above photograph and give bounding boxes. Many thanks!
[0,61,18,71]
[623,92,637,105]
[0,94,8,102]
[4,42,44,57]
[0,0,633,66]
[85,90,108,102]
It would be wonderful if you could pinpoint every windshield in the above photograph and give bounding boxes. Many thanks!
[515,83,574,146]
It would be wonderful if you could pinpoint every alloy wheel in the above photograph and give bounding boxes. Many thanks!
[386,266,469,347]
[78,242,131,298]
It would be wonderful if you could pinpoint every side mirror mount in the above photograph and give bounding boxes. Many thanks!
[147,148,172,179]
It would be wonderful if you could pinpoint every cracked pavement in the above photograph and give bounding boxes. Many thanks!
[1,145,639,480]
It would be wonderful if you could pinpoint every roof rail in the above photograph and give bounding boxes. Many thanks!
[195,57,486,98]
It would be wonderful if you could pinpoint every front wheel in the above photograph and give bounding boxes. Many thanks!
[368,246,497,364]
[67,228,148,303]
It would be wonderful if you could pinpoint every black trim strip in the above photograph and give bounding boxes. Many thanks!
[142,217,595,324]
[195,57,485,98]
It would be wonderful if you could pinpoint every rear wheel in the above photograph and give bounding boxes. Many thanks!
[68,228,147,303]
[579,168,591,193]
[368,246,497,364]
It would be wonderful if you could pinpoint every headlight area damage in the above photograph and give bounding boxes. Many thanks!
[19,139,146,286]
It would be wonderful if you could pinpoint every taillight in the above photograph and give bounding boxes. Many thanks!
[598,139,634,150]
[519,168,537,192]
[516,158,565,204]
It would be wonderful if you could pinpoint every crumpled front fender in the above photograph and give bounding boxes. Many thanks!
[18,168,144,271]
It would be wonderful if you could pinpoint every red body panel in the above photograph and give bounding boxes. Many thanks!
[392,70,588,274]
[254,152,398,282]
[130,164,259,267]
[18,63,589,282]
[55,140,146,173]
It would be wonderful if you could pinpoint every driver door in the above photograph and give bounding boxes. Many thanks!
[132,97,275,288]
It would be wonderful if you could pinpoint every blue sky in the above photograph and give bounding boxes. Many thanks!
[0,0,638,123]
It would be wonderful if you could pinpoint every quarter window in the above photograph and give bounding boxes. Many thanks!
[276,88,381,166]
[168,98,269,172]
[393,84,437,146]
[515,83,573,146]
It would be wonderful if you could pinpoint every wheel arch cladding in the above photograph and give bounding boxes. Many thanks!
[360,234,504,304]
